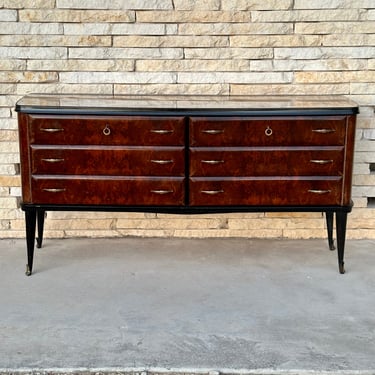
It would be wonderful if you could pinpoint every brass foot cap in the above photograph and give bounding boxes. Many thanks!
[339,263,345,274]
[25,264,32,276]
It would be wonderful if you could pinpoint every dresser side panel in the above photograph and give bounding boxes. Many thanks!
[342,114,357,206]
[18,113,32,204]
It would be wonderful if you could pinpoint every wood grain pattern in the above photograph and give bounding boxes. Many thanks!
[190,116,346,147]
[31,146,185,176]
[19,109,356,208]
[29,115,185,146]
[189,177,343,206]
[190,147,344,177]
[31,176,185,205]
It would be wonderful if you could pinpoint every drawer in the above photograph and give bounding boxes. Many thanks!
[189,177,343,206]
[190,116,346,146]
[189,147,344,177]
[28,115,185,146]
[31,146,185,176]
[31,176,185,205]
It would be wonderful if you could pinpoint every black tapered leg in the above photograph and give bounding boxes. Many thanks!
[336,211,348,274]
[25,208,37,276]
[325,211,335,250]
[36,210,46,249]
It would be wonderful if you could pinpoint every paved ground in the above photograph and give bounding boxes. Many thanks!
[0,237,375,372]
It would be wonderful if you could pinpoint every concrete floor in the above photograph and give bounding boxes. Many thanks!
[0,237,375,372]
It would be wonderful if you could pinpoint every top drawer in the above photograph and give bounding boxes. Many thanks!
[190,116,347,146]
[28,115,185,146]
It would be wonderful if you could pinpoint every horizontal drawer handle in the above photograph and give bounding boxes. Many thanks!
[201,160,224,165]
[150,189,174,195]
[150,159,174,164]
[41,158,65,163]
[40,128,64,133]
[42,188,66,193]
[312,128,336,134]
[308,189,331,194]
[310,159,334,164]
[201,190,224,195]
[202,129,224,135]
[150,129,174,134]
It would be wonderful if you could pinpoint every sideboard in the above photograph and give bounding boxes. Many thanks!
[16,94,358,275]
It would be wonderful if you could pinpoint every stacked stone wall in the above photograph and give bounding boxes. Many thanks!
[1,0,374,239]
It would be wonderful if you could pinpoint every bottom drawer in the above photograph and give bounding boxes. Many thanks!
[189,177,343,206]
[31,176,185,205]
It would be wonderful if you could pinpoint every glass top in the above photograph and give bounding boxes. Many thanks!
[16,94,359,115]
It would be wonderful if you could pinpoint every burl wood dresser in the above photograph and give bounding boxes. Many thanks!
[16,94,358,275]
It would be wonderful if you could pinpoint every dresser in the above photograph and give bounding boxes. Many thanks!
[16,94,358,275]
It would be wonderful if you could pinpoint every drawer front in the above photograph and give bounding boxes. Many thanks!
[29,115,185,146]
[190,117,346,147]
[31,146,185,176]
[190,148,344,177]
[189,177,342,206]
[31,177,185,205]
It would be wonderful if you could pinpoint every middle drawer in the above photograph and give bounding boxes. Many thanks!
[31,146,185,176]
[190,147,344,176]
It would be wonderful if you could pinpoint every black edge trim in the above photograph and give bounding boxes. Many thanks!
[21,203,353,214]
[15,106,359,117]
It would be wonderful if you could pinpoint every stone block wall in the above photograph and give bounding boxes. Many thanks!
[1,0,374,240]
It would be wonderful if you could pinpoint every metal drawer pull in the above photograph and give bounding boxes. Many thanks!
[312,128,336,134]
[202,129,224,134]
[201,190,224,195]
[201,160,224,164]
[43,188,66,193]
[40,128,64,133]
[308,189,331,194]
[310,159,333,164]
[151,159,174,164]
[151,189,173,194]
[265,126,273,136]
[41,158,65,163]
[150,129,174,134]
[103,124,111,136]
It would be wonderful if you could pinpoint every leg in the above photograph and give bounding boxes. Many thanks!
[336,211,348,274]
[25,208,37,276]
[325,211,335,250]
[36,210,46,248]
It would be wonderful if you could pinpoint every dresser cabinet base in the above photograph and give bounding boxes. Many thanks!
[22,204,351,276]
[16,94,358,276]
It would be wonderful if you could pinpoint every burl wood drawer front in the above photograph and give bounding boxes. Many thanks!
[31,146,185,176]
[189,147,344,177]
[31,177,185,205]
[190,117,346,147]
[28,115,185,146]
[189,177,343,206]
